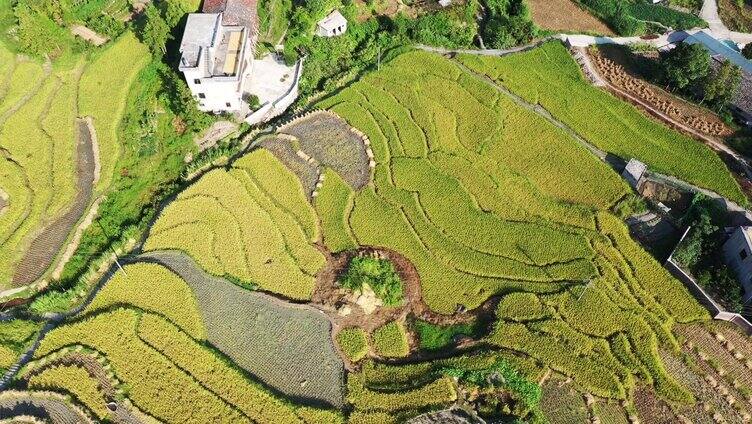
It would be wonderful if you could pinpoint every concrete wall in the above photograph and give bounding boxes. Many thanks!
[722,227,752,303]
[666,227,752,335]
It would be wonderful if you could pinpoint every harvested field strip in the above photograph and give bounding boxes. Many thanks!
[660,349,749,422]
[528,0,614,34]
[676,324,752,389]
[78,31,150,193]
[278,111,371,190]
[137,250,345,407]
[0,390,93,424]
[456,42,745,205]
[315,168,358,253]
[136,313,303,423]
[84,263,205,339]
[34,309,247,423]
[12,104,95,286]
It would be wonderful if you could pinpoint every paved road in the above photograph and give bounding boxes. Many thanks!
[701,0,752,44]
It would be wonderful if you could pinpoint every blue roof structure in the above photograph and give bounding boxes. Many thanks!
[684,30,752,74]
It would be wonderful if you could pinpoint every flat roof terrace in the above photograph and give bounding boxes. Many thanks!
[212,28,245,77]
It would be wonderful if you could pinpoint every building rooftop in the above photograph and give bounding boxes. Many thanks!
[622,158,647,188]
[317,10,347,31]
[179,13,246,77]
[684,30,752,75]
[202,0,258,35]
[180,13,221,68]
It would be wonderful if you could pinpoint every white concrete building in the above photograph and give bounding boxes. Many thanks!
[179,0,257,113]
[316,10,347,37]
[722,227,752,304]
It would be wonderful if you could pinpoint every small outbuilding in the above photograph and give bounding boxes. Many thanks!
[316,10,347,37]
[622,158,647,189]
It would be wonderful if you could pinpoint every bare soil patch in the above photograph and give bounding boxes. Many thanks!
[633,385,677,423]
[12,119,96,286]
[279,111,371,190]
[528,0,614,35]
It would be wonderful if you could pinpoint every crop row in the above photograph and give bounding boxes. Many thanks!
[35,308,247,423]
[34,307,339,423]
[145,150,325,300]
[78,31,150,193]
[315,168,358,252]
[136,313,334,423]
[84,262,206,339]
[346,374,457,413]
[27,364,109,420]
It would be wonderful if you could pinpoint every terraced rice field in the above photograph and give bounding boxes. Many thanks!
[0,32,150,289]
[144,149,324,300]
[457,42,745,205]
[5,43,729,422]
[314,47,707,403]
[24,259,342,422]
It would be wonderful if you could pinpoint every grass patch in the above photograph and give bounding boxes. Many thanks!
[337,328,369,362]
[372,321,410,358]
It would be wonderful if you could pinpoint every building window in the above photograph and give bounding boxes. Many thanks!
[741,249,748,260]
[194,79,201,85]
[198,93,206,99]
[226,102,231,108]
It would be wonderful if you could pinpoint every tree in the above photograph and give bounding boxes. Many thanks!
[743,43,752,60]
[703,60,742,111]
[141,4,172,55]
[660,43,711,90]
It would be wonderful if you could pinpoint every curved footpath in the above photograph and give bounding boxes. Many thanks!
[701,0,752,44]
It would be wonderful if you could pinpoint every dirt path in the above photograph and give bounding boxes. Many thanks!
[70,25,108,46]
[12,117,97,286]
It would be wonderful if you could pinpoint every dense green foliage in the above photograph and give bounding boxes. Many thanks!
[576,0,706,35]
[340,256,404,306]
[415,320,476,351]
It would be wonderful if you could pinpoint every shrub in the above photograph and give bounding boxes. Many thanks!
[337,328,369,362]
[415,320,476,351]
[340,256,404,306]
[372,321,410,357]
